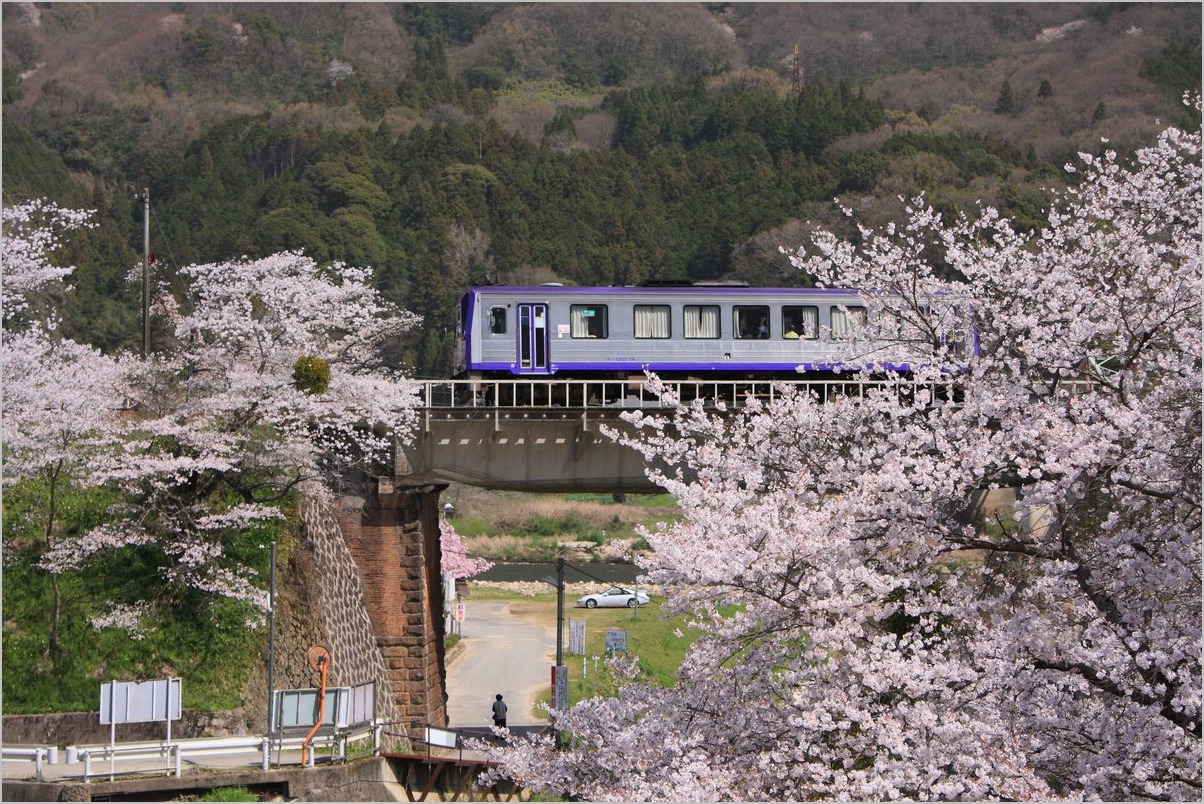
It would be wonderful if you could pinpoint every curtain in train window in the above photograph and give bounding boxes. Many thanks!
[830,306,867,338]
[734,306,770,339]
[684,305,720,338]
[634,305,671,338]
[782,306,819,339]
[570,304,608,338]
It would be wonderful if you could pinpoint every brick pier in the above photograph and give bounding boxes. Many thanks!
[331,478,449,733]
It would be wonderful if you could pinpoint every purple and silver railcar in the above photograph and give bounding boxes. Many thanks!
[453,284,974,382]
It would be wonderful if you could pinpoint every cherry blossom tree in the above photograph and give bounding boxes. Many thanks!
[483,118,1200,799]
[3,204,423,636]
[440,518,493,580]
[2,201,129,651]
[1,199,92,329]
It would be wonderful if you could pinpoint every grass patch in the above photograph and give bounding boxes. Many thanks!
[449,488,680,562]
[469,586,695,708]
[197,786,259,802]
[2,477,280,715]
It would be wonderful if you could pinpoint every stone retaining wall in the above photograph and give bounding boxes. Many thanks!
[4,484,445,752]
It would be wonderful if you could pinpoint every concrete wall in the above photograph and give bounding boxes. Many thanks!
[0,710,249,747]
[1,757,416,803]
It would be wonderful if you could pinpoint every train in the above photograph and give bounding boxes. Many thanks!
[453,283,975,390]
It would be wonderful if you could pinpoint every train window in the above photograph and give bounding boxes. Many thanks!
[831,306,868,339]
[489,306,507,334]
[634,305,671,338]
[570,304,608,338]
[735,306,770,339]
[782,306,819,339]
[684,305,720,338]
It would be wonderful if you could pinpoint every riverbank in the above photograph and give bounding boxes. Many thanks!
[474,560,645,584]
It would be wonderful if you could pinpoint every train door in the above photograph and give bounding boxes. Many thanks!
[517,303,550,374]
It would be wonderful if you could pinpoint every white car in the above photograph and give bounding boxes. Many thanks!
[576,586,650,609]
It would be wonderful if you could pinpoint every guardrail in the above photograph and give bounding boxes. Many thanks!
[3,724,381,783]
[414,376,1098,414]
[416,377,946,410]
[1,745,59,782]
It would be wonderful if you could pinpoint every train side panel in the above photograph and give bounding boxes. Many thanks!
[454,286,969,379]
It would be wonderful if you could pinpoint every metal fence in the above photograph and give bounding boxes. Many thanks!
[416,377,954,409]
[3,725,380,783]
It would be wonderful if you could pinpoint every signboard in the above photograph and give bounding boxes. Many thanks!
[99,678,181,725]
[456,603,466,623]
[605,628,628,653]
[569,619,585,655]
[552,665,569,711]
[98,677,182,778]
[274,687,351,730]
[425,725,460,749]
[347,682,376,728]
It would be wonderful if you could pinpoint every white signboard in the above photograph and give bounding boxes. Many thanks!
[456,603,466,623]
[605,628,628,653]
[569,619,585,655]
[348,681,376,728]
[99,678,181,725]
[275,687,351,730]
[425,725,460,749]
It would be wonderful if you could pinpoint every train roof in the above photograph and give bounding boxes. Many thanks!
[463,285,863,297]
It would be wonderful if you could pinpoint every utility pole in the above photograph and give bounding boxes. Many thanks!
[543,557,568,713]
[141,188,150,359]
[791,44,803,95]
[267,541,277,738]
[555,556,565,667]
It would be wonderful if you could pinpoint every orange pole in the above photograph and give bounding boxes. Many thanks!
[301,656,329,765]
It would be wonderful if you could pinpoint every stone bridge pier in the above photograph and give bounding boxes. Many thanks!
[313,477,449,738]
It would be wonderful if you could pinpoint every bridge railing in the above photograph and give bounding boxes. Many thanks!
[415,378,961,411]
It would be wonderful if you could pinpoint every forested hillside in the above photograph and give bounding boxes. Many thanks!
[3,2,1199,374]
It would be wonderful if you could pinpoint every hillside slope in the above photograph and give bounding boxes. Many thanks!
[4,3,1197,165]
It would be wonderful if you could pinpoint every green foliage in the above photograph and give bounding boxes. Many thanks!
[3,65,25,105]
[994,79,1015,115]
[2,477,285,714]
[1140,39,1202,100]
[1,118,89,206]
[292,355,331,395]
[198,786,260,802]
[999,183,1051,233]
[6,17,1079,375]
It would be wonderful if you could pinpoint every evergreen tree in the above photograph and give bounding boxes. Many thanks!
[994,79,1016,114]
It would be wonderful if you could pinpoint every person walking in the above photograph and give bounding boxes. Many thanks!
[491,694,508,728]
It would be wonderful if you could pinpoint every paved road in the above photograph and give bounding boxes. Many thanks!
[445,599,555,729]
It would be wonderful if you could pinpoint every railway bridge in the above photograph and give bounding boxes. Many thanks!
[325,377,976,743]
[396,377,948,492]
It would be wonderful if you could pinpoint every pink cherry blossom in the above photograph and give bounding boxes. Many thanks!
[440,518,493,579]
[4,209,423,638]
[482,110,1201,800]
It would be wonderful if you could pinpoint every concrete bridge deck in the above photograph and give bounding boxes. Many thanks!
[401,378,955,492]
